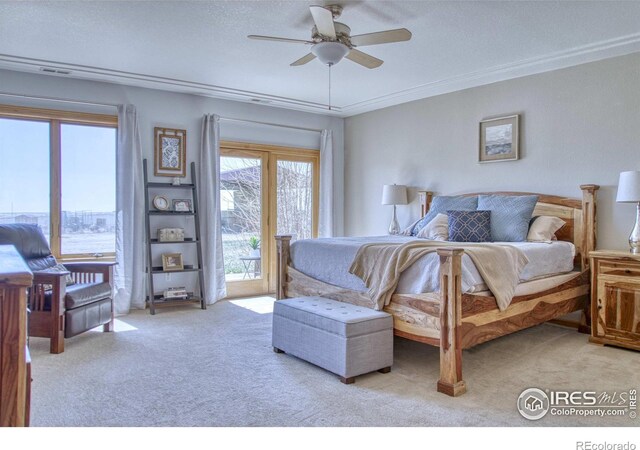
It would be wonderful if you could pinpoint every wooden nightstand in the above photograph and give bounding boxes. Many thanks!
[589,250,640,351]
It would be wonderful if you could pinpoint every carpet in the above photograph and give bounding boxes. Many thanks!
[28,297,640,427]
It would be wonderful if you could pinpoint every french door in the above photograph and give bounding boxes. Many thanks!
[220,142,319,298]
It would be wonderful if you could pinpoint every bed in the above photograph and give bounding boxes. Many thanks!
[274,185,599,396]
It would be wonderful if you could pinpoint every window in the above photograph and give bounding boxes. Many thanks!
[0,105,117,259]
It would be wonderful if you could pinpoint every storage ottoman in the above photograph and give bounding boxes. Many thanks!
[272,296,394,384]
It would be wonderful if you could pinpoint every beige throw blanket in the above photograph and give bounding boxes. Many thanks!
[349,240,529,311]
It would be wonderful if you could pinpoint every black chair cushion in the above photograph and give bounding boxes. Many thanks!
[44,282,112,311]
[64,283,112,309]
[28,256,61,272]
[0,223,53,260]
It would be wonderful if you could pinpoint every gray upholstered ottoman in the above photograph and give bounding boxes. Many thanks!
[272,297,393,384]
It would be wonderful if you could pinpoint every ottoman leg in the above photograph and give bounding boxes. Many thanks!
[378,366,391,374]
[339,376,355,385]
[273,347,284,354]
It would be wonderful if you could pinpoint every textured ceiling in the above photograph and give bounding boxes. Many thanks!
[0,1,639,116]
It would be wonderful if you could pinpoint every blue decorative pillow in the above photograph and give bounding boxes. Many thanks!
[477,194,538,242]
[411,195,478,236]
[447,210,491,242]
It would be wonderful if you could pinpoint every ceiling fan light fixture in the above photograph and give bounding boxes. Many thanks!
[311,41,349,66]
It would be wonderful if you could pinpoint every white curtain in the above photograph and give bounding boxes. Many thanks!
[114,104,146,314]
[199,114,227,304]
[319,129,334,237]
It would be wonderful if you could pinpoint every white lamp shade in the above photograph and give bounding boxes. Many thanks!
[616,171,640,203]
[381,184,408,205]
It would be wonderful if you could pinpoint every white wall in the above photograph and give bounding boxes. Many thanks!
[344,52,640,250]
[0,69,345,234]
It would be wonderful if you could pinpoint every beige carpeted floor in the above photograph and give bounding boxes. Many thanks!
[28,297,639,427]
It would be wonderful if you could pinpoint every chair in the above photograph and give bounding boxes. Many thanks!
[0,223,115,354]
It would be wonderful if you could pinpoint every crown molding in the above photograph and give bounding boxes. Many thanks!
[340,33,640,117]
[0,53,344,116]
[1,32,639,118]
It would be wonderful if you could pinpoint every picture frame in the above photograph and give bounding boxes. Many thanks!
[154,127,186,177]
[162,253,184,272]
[172,199,192,212]
[479,115,519,163]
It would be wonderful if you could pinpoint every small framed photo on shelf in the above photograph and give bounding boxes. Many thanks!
[479,115,519,163]
[172,199,192,212]
[154,127,186,177]
[162,253,184,271]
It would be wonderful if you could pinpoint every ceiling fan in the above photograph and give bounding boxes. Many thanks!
[248,4,412,69]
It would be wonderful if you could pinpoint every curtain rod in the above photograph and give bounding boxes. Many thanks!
[0,91,119,108]
[220,116,323,134]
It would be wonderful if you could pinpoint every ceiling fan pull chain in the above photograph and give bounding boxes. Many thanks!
[328,63,332,111]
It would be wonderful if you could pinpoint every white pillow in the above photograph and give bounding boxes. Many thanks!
[416,213,448,241]
[527,216,566,243]
[400,217,421,236]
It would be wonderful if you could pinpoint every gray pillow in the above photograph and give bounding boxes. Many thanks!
[411,195,478,236]
[477,194,538,241]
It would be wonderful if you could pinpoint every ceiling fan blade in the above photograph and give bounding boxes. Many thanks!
[345,49,383,69]
[290,53,317,66]
[350,28,412,47]
[248,35,313,45]
[309,5,336,39]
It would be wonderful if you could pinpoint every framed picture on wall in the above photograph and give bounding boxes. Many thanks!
[479,115,519,163]
[154,127,186,177]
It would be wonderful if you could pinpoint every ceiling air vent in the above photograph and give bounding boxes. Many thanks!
[39,67,71,75]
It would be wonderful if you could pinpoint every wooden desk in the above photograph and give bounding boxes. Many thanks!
[0,245,32,427]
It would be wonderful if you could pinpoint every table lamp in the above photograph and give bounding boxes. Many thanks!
[381,184,408,235]
[616,170,640,253]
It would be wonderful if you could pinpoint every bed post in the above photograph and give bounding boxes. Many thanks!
[418,191,434,217]
[579,184,599,272]
[579,184,599,333]
[436,248,467,397]
[275,235,292,300]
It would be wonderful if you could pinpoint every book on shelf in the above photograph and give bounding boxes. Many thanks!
[163,287,188,299]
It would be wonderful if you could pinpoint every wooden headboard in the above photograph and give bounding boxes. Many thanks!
[418,185,599,271]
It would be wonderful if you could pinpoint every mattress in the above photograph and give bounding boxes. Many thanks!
[289,236,576,295]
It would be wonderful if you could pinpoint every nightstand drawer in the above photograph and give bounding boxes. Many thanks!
[597,259,640,278]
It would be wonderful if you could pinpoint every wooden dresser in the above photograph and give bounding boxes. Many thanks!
[0,245,32,427]
[589,250,640,351]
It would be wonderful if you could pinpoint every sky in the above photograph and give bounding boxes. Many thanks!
[0,117,116,213]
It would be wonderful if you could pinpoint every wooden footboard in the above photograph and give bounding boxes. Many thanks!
[274,184,599,397]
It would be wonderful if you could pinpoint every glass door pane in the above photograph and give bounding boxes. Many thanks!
[220,155,263,283]
[0,118,50,241]
[60,124,116,256]
[276,159,314,240]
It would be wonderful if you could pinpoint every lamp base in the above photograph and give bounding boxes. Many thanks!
[388,205,400,235]
[629,202,640,254]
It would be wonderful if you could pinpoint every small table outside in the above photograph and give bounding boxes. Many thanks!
[239,256,261,280]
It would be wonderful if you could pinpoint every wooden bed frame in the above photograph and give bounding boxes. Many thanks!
[275,185,599,396]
